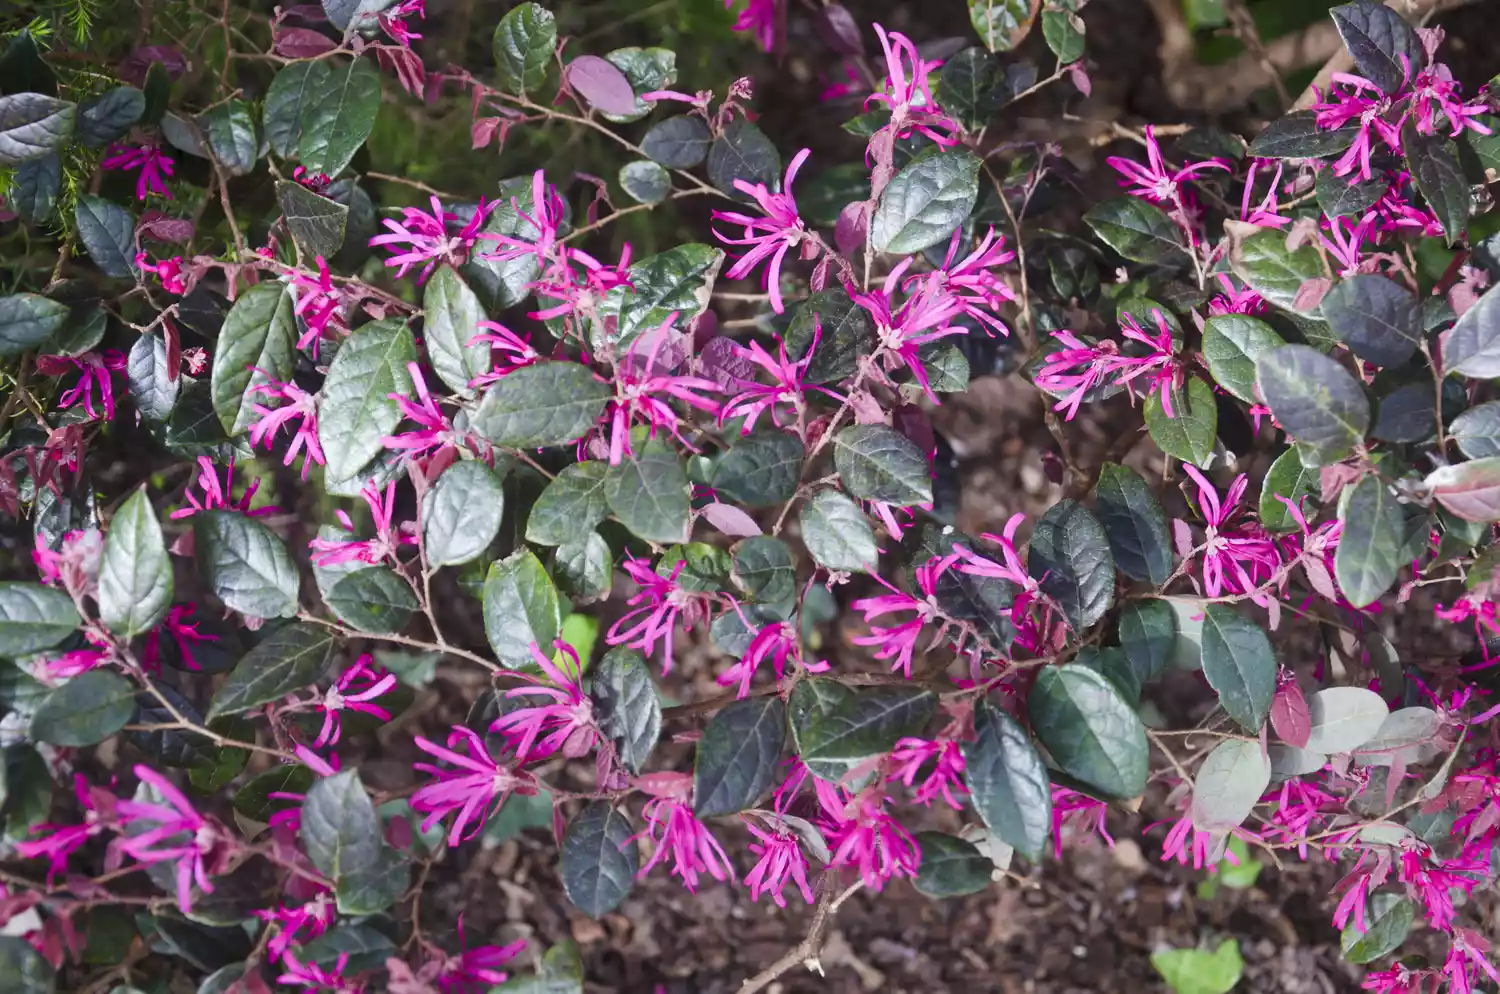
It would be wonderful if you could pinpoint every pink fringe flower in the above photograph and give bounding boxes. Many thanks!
[101,143,176,200]
[712,148,816,314]
[411,726,535,845]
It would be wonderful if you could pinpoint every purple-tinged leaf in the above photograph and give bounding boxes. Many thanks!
[815,3,863,55]
[566,56,638,116]
[1270,679,1311,748]
[1425,457,1500,522]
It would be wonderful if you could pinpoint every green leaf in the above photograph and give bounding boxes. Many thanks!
[276,181,349,259]
[207,623,335,719]
[1425,458,1500,523]
[301,769,381,879]
[195,510,300,620]
[463,182,542,312]
[913,832,992,898]
[471,361,610,448]
[962,700,1051,861]
[785,287,876,383]
[1335,475,1405,608]
[641,115,711,169]
[553,532,613,601]
[1231,228,1324,314]
[936,48,1003,132]
[1341,893,1414,965]
[968,0,1039,52]
[30,670,136,747]
[605,451,691,544]
[336,850,409,915]
[707,119,781,200]
[211,282,297,436]
[1093,463,1173,585]
[1200,604,1276,731]
[0,293,69,358]
[1151,940,1244,994]
[74,195,137,279]
[1202,314,1284,403]
[324,567,417,633]
[710,430,803,507]
[75,86,145,147]
[202,100,258,175]
[1315,169,1386,219]
[265,61,331,159]
[482,549,562,668]
[1145,378,1217,468]
[833,424,931,505]
[297,57,380,179]
[527,462,608,546]
[1321,274,1421,367]
[870,147,981,255]
[609,243,724,349]
[561,802,638,918]
[0,92,75,166]
[126,333,179,422]
[301,924,396,974]
[800,489,879,573]
[1190,738,1270,830]
[694,697,786,818]
[799,686,936,783]
[590,648,660,775]
[1118,598,1176,685]
[1247,111,1358,159]
[233,764,315,822]
[1450,400,1500,459]
[98,488,172,638]
[0,935,54,993]
[601,47,677,123]
[1029,665,1147,799]
[731,537,796,614]
[1330,1,1424,95]
[1083,196,1186,266]
[1041,10,1085,63]
[318,316,415,481]
[1028,498,1115,631]
[1259,446,1319,533]
[422,460,505,565]
[1442,284,1500,378]
[421,265,488,397]
[1303,686,1389,753]
[493,2,556,95]
[619,159,670,205]
[1255,345,1369,464]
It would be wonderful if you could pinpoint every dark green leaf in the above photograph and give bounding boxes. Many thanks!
[202,100,258,175]
[324,567,417,633]
[0,93,75,166]
[1402,124,1468,244]
[297,57,380,178]
[493,2,556,95]
[127,333,179,422]
[74,195,137,279]
[619,160,670,205]
[785,288,876,383]
[1450,400,1500,459]
[1335,475,1405,608]
[128,685,212,767]
[463,182,541,312]
[870,147,981,254]
[1200,604,1276,731]
[301,769,381,879]
[707,119,781,200]
[710,430,803,507]
[482,549,561,667]
[1259,446,1319,532]
[264,61,331,159]
[76,87,145,147]
[1083,196,1185,266]
[913,832,992,898]
[601,47,677,123]
[1315,169,1386,218]
[1202,314,1284,403]
[161,378,246,461]
[968,0,1039,52]
[318,316,415,481]
[0,293,69,358]
[641,115,711,169]
[1145,378,1218,468]
[1322,274,1421,367]
[605,451,691,544]
[1093,463,1173,585]
[423,460,505,565]
[1230,228,1324,314]
[422,265,488,397]
[141,63,169,125]
[195,510,300,620]
[1255,345,1369,464]
[799,686,936,783]
[609,243,724,348]
[233,764,315,822]
[963,700,1051,860]
[561,802,638,918]
[694,697,786,818]
[0,33,54,97]
[0,936,53,993]
[10,152,60,222]
[31,670,136,747]
[98,488,172,638]
[1028,498,1115,631]
[211,282,297,436]
[1443,286,1500,378]
[553,532,612,601]
[301,924,396,974]
[527,462,608,546]
[1041,10,1085,63]
[207,623,335,719]
[472,361,610,448]
[1028,664,1148,799]
[0,583,79,656]
[590,648,660,775]
[1330,1,1425,95]
[911,525,1015,651]
[1118,598,1176,686]
[936,48,1003,131]
[1341,893,1414,965]
[833,424,931,505]
[276,181,349,259]
[1247,111,1359,159]
[800,489,878,573]
[336,850,409,915]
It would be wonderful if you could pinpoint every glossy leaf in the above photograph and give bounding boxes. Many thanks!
[472,361,610,448]
[731,536,796,613]
[0,92,75,165]
[319,317,415,481]
[566,55,636,116]
[785,288,876,383]
[561,802,638,918]
[707,119,781,200]
[609,243,723,348]
[833,424,931,505]
[75,86,144,147]
[1450,401,1500,459]
[1330,1,1425,95]
[1028,665,1148,799]
[1151,940,1243,994]
[1118,598,1176,686]
[1442,285,1500,378]
[127,333,179,422]
[1190,739,1270,830]
[1247,111,1358,159]
[233,764,315,822]
[1202,314,1284,403]
[1093,463,1173,585]
[968,0,1040,52]
[799,686,936,783]
[913,832,992,898]
[1255,345,1369,464]
[493,2,556,95]
[710,430,803,507]
[963,700,1051,860]
[324,567,417,634]
[211,282,297,436]
[694,697,786,818]
[276,181,349,259]
[1303,686,1390,754]
[1259,446,1319,533]
[0,293,69,358]
[0,584,79,657]
[30,670,136,747]
[1028,499,1114,631]
[1315,169,1386,219]
[207,623,335,719]
[1424,457,1500,522]
[98,487,173,638]
[10,153,59,222]
[1341,893,1414,965]
[297,57,380,178]
[870,147,981,254]
[265,61,331,159]
[1083,196,1186,265]
[527,462,609,546]
[1335,475,1405,608]
[482,549,562,668]
[800,489,879,573]
[1145,378,1217,468]
[0,936,54,993]
[74,195,137,279]
[641,115,711,169]
[605,451,691,544]
[301,769,381,879]
[937,48,1004,131]
[1231,228,1324,314]
[619,159,670,205]
[1200,604,1276,732]
[194,510,300,619]
[202,100,258,175]
[422,460,504,566]
[1320,274,1420,367]
[590,648,660,775]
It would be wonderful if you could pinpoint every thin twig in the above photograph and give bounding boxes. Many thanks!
[735,879,865,994]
